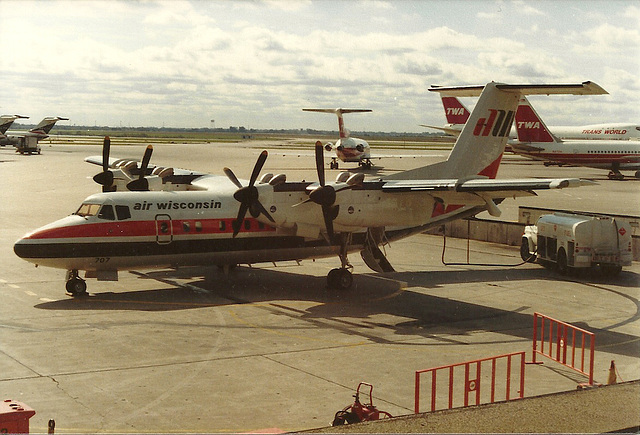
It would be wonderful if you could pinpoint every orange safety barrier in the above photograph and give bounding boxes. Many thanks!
[531,312,595,385]
[414,351,525,414]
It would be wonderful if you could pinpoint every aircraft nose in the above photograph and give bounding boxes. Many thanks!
[13,236,34,260]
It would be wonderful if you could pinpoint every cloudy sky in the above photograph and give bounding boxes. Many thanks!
[1,0,639,132]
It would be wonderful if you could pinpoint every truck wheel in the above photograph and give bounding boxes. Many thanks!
[557,249,568,275]
[520,239,536,263]
[602,265,622,276]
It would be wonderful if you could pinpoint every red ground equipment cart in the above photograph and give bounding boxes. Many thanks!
[331,382,393,426]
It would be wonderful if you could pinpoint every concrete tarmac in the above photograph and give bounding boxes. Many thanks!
[0,140,639,433]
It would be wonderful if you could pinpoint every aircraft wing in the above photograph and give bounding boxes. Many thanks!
[381,177,594,217]
[382,177,594,192]
[420,124,462,136]
[509,143,546,152]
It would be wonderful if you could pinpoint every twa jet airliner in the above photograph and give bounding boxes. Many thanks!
[14,82,603,297]
[426,95,640,141]
[513,97,640,180]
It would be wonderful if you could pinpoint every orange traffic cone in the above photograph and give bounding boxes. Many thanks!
[607,360,617,385]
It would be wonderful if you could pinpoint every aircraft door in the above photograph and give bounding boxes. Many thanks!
[155,214,173,244]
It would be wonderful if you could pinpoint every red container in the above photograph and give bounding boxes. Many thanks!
[0,400,36,434]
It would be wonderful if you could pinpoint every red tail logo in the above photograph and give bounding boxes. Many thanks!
[515,105,554,142]
[473,109,514,138]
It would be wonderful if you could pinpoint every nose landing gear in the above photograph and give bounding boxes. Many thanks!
[65,270,87,297]
[327,235,354,290]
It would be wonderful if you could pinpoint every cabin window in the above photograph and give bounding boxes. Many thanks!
[195,221,203,232]
[244,220,251,230]
[115,205,131,220]
[219,220,226,231]
[98,205,115,221]
[182,222,191,232]
[75,203,101,217]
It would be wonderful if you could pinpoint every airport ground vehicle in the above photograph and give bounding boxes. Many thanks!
[331,382,393,426]
[15,136,41,155]
[521,213,632,275]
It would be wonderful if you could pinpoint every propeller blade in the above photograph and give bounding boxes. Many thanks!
[253,201,275,223]
[139,145,153,180]
[233,202,250,237]
[93,136,114,192]
[321,205,337,241]
[224,167,243,188]
[315,141,325,186]
[250,150,268,187]
[126,145,153,191]
[102,136,110,173]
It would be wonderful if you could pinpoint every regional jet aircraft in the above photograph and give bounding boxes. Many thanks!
[426,95,640,141]
[0,116,69,153]
[14,81,603,297]
[512,97,640,180]
[303,108,375,169]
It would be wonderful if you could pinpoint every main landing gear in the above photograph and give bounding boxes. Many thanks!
[358,159,373,170]
[327,235,353,290]
[65,270,87,297]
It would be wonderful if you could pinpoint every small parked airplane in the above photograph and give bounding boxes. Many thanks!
[14,81,603,297]
[512,97,640,180]
[425,94,640,141]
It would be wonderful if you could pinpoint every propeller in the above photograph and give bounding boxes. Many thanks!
[308,141,341,241]
[92,136,115,192]
[224,150,275,237]
[126,145,154,191]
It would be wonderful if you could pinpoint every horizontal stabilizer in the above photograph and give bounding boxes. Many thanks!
[303,108,372,115]
[430,81,607,97]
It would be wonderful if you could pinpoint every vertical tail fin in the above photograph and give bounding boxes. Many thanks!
[303,108,372,139]
[514,97,557,143]
[30,116,69,135]
[0,115,29,135]
[385,81,607,181]
[441,96,471,124]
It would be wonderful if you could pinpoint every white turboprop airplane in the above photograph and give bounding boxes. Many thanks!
[425,95,640,141]
[512,97,640,180]
[14,81,603,297]
[303,108,375,169]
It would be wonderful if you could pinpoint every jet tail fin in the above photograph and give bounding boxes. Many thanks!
[0,115,29,135]
[514,97,559,143]
[386,81,607,181]
[441,96,471,124]
[30,116,69,135]
[303,108,371,139]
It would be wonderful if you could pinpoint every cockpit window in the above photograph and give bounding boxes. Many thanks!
[98,205,115,220]
[75,203,101,217]
[115,205,131,220]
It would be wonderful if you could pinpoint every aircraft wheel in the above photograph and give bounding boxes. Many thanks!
[634,170,640,179]
[327,268,353,290]
[66,278,87,297]
[556,249,568,275]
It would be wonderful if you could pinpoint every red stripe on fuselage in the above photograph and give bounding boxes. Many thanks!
[24,218,275,240]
